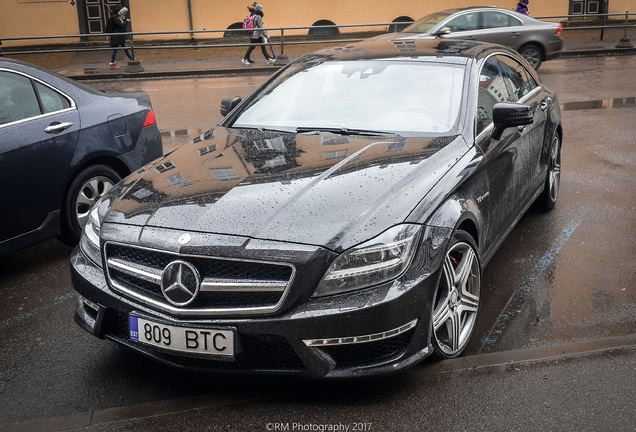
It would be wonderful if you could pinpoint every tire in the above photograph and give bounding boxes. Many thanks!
[519,43,543,70]
[431,230,481,360]
[537,132,561,211]
[58,164,121,246]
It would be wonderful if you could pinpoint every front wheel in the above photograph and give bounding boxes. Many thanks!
[431,230,481,359]
[59,165,121,246]
[537,132,561,211]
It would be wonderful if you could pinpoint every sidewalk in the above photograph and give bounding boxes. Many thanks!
[29,27,635,81]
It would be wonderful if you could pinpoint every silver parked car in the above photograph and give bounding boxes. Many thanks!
[386,7,563,69]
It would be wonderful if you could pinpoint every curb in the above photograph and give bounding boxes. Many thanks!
[63,47,636,81]
[560,47,636,59]
[71,66,280,81]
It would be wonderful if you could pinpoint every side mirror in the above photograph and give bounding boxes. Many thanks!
[491,103,533,140]
[220,97,241,117]
[433,26,452,37]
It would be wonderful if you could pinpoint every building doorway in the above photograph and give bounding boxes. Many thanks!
[569,0,605,17]
[76,0,130,39]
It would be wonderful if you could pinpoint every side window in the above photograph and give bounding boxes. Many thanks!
[497,55,538,101]
[482,12,519,29]
[476,56,509,135]
[446,13,478,32]
[0,71,40,125]
[35,82,70,114]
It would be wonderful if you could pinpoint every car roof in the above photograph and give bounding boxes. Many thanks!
[301,38,516,64]
[437,6,524,14]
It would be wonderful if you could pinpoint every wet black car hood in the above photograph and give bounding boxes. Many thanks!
[104,127,467,252]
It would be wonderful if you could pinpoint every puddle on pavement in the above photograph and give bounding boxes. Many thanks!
[561,97,636,111]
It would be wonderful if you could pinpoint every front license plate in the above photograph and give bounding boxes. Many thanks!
[129,315,234,357]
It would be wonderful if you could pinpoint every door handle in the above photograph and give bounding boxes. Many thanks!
[510,32,520,37]
[45,122,74,134]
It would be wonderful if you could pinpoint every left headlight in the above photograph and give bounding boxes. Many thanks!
[79,204,103,267]
[313,224,422,297]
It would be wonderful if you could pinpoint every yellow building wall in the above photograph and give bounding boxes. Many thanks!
[1,0,634,46]
[1,0,80,46]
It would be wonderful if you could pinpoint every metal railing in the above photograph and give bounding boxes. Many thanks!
[0,12,633,57]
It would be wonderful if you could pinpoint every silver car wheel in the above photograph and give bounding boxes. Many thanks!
[548,134,561,202]
[432,238,481,358]
[520,45,542,69]
[75,175,115,229]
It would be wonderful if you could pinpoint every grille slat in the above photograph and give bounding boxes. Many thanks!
[105,243,294,316]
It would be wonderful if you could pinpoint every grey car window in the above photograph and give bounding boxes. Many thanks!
[476,56,509,135]
[0,71,40,125]
[497,55,538,101]
[35,81,70,114]
[481,11,523,29]
[446,13,478,32]
[402,12,450,33]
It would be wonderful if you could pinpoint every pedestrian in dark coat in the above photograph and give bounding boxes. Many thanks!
[106,4,136,69]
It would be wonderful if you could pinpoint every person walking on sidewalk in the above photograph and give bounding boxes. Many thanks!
[515,0,529,15]
[241,4,275,65]
[106,4,137,70]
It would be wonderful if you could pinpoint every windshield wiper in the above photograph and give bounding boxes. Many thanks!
[295,127,395,136]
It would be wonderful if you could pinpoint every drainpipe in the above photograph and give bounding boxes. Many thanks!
[187,0,195,42]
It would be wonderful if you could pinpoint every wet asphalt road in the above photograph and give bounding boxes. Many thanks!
[0,55,635,430]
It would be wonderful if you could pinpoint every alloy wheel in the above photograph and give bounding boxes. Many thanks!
[547,134,561,203]
[432,239,481,357]
[520,46,542,69]
[75,176,115,229]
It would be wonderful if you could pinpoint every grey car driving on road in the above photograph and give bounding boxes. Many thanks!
[383,7,563,69]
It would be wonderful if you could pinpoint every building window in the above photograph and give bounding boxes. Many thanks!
[386,142,406,152]
[263,155,287,169]
[155,161,176,173]
[255,136,286,152]
[324,150,348,160]
[198,145,217,156]
[167,173,192,188]
[210,168,240,181]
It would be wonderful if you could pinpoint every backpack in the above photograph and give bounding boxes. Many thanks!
[242,15,256,35]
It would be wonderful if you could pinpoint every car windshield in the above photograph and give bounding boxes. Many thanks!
[401,12,451,34]
[231,59,465,136]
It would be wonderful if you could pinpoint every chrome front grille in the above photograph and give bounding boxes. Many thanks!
[104,242,295,316]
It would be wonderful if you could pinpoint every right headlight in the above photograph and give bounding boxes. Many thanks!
[79,204,103,267]
[313,224,422,297]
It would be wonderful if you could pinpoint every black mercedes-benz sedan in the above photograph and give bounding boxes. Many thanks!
[71,38,562,379]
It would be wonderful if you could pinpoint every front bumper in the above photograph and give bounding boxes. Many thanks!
[71,240,441,379]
